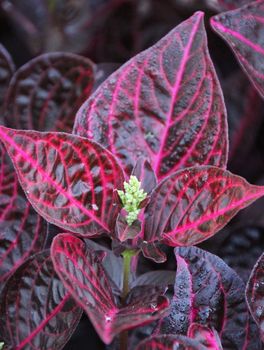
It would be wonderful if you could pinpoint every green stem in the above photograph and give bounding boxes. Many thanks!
[120,249,137,350]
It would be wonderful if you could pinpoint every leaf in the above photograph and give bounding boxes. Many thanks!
[141,241,167,263]
[0,44,15,110]
[73,11,228,180]
[246,252,264,341]
[0,126,124,236]
[0,142,46,291]
[158,246,249,350]
[188,323,223,350]
[132,157,157,194]
[3,52,94,132]
[0,250,82,350]
[143,166,264,246]
[135,334,206,350]
[115,214,142,242]
[211,1,264,99]
[51,233,169,344]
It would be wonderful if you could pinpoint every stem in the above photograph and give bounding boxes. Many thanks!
[120,249,138,350]
[121,250,134,302]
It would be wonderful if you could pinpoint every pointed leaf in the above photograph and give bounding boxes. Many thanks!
[0,44,15,110]
[144,166,264,246]
[188,324,223,350]
[0,250,82,350]
[135,334,206,350]
[141,241,167,263]
[158,247,249,349]
[0,142,46,290]
[0,126,124,236]
[211,1,264,99]
[3,52,94,132]
[246,252,264,341]
[74,12,228,180]
[115,214,141,242]
[132,157,157,194]
[51,234,169,344]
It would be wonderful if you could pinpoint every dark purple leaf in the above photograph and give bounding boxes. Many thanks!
[0,126,124,236]
[141,241,167,263]
[0,142,46,290]
[115,214,142,242]
[144,166,264,246]
[51,233,169,344]
[158,246,249,349]
[0,44,15,110]
[0,250,82,349]
[188,323,223,349]
[135,334,206,350]
[246,252,264,341]
[211,1,264,99]
[3,52,95,132]
[74,11,228,180]
[132,157,157,195]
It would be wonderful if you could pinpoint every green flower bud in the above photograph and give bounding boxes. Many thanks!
[117,175,147,226]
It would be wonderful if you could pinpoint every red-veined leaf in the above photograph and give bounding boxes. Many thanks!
[132,157,157,195]
[211,1,264,99]
[0,250,82,350]
[143,166,264,246]
[3,52,94,132]
[51,233,169,344]
[246,252,264,341]
[188,324,223,350]
[158,247,249,349]
[0,44,15,110]
[0,126,124,236]
[135,334,206,350]
[0,127,124,236]
[0,142,46,291]
[74,11,228,180]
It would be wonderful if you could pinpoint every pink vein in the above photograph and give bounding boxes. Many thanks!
[0,128,109,232]
[153,13,203,174]
[211,19,264,55]
[15,293,70,350]
[167,188,264,235]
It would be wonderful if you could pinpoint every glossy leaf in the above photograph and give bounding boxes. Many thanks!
[188,324,223,350]
[144,166,264,246]
[51,233,169,344]
[0,250,82,349]
[0,142,46,290]
[158,247,249,349]
[0,44,15,110]
[211,1,264,99]
[0,126,124,236]
[135,334,206,350]
[74,11,228,180]
[3,52,94,132]
[246,252,264,341]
